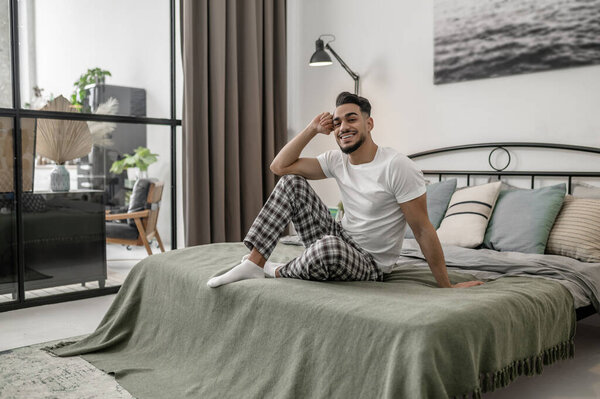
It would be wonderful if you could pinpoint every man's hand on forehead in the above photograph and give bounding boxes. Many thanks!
[309,112,333,135]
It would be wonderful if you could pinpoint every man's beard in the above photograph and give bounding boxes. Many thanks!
[340,134,365,154]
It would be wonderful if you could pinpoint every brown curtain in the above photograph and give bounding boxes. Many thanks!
[181,0,287,246]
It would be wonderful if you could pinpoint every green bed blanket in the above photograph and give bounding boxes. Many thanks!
[51,243,576,399]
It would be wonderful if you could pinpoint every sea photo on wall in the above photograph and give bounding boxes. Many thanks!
[434,0,600,84]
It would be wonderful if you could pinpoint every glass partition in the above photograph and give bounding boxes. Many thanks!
[0,0,178,310]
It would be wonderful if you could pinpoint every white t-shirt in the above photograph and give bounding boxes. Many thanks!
[317,146,426,273]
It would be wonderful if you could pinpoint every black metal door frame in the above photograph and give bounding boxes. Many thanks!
[0,0,181,312]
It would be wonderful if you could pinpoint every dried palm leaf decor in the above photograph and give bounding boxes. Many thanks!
[37,95,92,164]
[36,95,92,191]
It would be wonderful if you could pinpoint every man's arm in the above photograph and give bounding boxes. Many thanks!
[399,194,484,288]
[270,112,333,179]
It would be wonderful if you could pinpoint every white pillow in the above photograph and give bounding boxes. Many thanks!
[436,181,502,248]
[572,182,600,199]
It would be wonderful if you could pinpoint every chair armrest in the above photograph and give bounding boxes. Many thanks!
[105,209,149,221]
[105,212,130,221]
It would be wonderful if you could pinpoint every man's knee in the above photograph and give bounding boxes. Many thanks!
[312,235,344,262]
[277,174,308,189]
[315,235,343,246]
[302,235,346,280]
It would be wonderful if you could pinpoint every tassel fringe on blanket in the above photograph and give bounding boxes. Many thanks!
[41,340,80,357]
[454,338,575,399]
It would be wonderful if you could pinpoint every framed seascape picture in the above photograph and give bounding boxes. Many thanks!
[434,0,600,84]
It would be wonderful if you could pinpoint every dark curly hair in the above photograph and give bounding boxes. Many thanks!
[335,91,371,116]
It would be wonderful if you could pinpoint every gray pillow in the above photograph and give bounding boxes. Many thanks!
[482,183,566,254]
[405,179,457,238]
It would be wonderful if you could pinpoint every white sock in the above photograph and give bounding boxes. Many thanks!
[241,255,284,278]
[263,262,284,278]
[207,259,265,288]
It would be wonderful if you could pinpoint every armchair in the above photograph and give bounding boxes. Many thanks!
[105,179,165,255]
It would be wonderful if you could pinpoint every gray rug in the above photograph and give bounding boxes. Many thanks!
[0,337,134,399]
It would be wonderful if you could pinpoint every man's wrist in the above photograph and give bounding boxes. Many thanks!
[302,119,317,132]
[436,273,452,288]
[304,125,319,136]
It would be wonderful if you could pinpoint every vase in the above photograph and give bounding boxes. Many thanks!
[50,164,70,192]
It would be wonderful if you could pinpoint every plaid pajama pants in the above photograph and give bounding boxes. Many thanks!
[243,174,383,282]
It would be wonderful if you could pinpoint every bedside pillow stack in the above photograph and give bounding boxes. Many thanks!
[410,178,598,262]
[436,181,502,248]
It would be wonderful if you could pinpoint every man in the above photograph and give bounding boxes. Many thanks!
[208,92,483,289]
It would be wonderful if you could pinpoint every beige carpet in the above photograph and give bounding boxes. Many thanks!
[0,336,134,399]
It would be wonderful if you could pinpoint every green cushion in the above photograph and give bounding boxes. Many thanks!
[483,183,566,254]
[405,179,457,238]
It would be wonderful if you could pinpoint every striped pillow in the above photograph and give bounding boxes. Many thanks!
[436,181,502,248]
[546,196,600,262]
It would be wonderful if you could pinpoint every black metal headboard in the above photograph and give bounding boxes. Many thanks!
[408,142,600,320]
[408,142,600,193]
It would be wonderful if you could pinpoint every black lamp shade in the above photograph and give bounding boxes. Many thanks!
[309,39,332,66]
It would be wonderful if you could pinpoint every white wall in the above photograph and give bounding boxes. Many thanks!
[29,0,184,246]
[287,0,600,206]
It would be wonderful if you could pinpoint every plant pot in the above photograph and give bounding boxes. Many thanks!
[50,164,70,192]
[127,168,148,180]
[127,167,139,181]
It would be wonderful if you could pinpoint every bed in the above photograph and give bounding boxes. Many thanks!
[50,143,600,399]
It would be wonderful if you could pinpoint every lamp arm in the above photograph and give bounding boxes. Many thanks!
[325,43,360,95]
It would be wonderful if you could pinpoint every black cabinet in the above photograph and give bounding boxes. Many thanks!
[0,190,107,296]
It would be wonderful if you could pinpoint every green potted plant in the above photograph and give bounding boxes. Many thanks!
[110,147,159,180]
[70,67,112,113]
